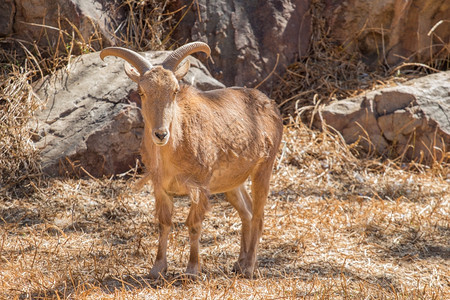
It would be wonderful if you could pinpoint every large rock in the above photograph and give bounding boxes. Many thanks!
[316,71,450,163]
[172,0,312,92]
[324,0,449,66]
[32,51,225,177]
[4,0,117,49]
[172,0,449,91]
[0,0,15,36]
[6,0,448,94]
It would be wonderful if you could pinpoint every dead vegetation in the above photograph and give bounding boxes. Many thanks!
[1,0,449,299]
[0,69,43,192]
[0,125,448,299]
[111,0,177,51]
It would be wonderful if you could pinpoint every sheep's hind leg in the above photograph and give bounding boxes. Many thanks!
[225,185,253,274]
[149,189,174,279]
[243,160,274,278]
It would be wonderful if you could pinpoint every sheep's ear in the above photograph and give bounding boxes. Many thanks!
[124,62,140,82]
[174,60,190,80]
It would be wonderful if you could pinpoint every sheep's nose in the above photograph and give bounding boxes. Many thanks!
[154,129,168,141]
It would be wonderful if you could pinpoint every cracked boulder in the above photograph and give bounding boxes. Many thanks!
[172,0,312,93]
[172,0,448,92]
[32,51,225,177]
[315,71,450,163]
[5,0,119,48]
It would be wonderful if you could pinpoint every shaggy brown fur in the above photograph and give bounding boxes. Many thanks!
[100,43,283,279]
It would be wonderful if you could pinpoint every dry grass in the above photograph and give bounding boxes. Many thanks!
[0,69,43,192]
[273,0,378,119]
[1,0,449,299]
[111,0,177,51]
[0,124,448,299]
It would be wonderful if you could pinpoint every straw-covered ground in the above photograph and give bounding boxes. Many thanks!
[1,0,449,299]
[0,125,448,299]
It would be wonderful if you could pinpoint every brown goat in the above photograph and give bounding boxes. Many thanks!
[100,42,283,278]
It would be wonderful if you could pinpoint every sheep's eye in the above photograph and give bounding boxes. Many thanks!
[138,89,145,97]
[174,88,180,95]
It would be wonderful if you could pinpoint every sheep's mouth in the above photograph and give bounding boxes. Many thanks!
[152,137,169,146]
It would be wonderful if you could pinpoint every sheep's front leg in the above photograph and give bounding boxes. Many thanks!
[185,221,202,276]
[185,190,210,277]
[150,189,174,279]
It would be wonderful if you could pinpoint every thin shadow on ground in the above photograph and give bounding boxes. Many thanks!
[364,224,450,260]
[20,257,401,299]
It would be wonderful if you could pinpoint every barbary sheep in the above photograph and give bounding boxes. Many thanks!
[100,42,283,278]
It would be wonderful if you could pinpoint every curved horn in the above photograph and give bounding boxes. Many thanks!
[162,42,211,71]
[100,47,153,75]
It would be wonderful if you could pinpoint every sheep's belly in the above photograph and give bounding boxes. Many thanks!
[163,158,257,196]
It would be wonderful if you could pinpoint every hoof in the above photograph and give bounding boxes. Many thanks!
[185,264,200,278]
[232,261,254,278]
[179,272,200,282]
[149,264,167,279]
[149,270,164,280]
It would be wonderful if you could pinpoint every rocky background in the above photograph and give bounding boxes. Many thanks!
[1,0,448,176]
[173,0,449,90]
[3,0,448,89]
